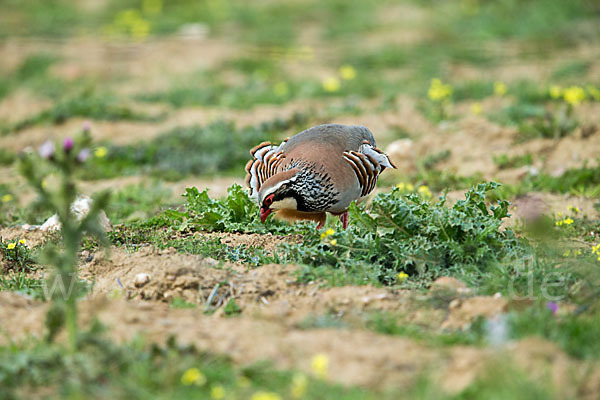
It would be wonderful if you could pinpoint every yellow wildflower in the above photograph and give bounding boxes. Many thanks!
[211,385,226,400]
[555,218,574,227]
[311,353,329,379]
[563,86,585,106]
[112,9,150,40]
[181,368,207,386]
[19,239,26,245]
[42,179,48,189]
[494,81,507,96]
[330,239,337,246]
[396,272,409,282]
[339,65,356,80]
[567,205,581,214]
[94,146,108,158]
[322,77,341,93]
[1,194,13,203]
[250,391,282,400]
[428,78,452,102]
[320,228,335,240]
[273,82,289,97]
[573,249,582,256]
[290,373,308,399]
[7,243,16,250]
[549,85,562,99]
[418,185,432,198]
[396,183,415,192]
[470,102,482,115]
[563,250,571,257]
[591,244,600,255]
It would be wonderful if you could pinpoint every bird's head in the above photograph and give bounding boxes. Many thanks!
[257,169,300,223]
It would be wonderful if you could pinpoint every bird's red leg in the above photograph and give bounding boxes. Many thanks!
[316,220,325,229]
[339,211,349,229]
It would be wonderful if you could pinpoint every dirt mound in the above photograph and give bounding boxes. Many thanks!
[202,231,300,253]
[1,291,598,396]
[0,226,54,248]
[80,247,420,323]
[1,242,599,396]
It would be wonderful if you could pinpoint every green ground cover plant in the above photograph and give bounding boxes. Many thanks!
[5,89,161,134]
[82,117,308,180]
[111,182,528,289]
[0,332,384,400]
[280,182,524,285]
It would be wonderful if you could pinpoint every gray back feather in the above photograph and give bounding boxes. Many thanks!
[281,124,376,153]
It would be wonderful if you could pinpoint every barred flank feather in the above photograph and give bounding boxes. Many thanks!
[343,143,395,197]
[245,141,285,201]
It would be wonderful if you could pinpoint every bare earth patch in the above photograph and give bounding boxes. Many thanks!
[1,244,599,396]
[1,288,598,397]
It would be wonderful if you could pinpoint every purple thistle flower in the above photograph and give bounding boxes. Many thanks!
[63,137,74,153]
[77,148,90,163]
[38,140,55,159]
[547,301,558,314]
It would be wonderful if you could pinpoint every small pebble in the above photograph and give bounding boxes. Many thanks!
[134,273,151,288]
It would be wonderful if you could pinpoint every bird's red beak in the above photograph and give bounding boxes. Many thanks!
[260,207,273,223]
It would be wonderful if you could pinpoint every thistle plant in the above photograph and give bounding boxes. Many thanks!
[18,127,110,351]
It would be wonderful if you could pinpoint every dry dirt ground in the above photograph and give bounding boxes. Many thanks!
[1,242,600,397]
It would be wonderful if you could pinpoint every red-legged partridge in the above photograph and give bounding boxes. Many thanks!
[245,124,395,229]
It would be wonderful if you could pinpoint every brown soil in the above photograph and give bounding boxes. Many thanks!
[1,246,599,396]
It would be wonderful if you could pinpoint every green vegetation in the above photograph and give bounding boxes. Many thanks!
[0,238,37,272]
[0,53,58,102]
[0,331,383,399]
[281,183,523,285]
[109,182,524,288]
[107,182,173,224]
[81,116,310,180]
[5,89,160,134]
[492,153,533,170]
[19,130,110,350]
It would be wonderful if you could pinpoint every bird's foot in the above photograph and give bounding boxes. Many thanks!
[316,220,325,229]
[339,211,349,229]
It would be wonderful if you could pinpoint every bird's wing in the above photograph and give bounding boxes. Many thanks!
[245,140,287,202]
[343,140,396,197]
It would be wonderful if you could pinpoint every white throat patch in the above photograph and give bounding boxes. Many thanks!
[270,197,298,211]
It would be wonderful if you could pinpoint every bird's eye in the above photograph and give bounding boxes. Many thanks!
[264,194,274,207]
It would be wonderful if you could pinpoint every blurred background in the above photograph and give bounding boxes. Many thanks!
[0,0,599,223]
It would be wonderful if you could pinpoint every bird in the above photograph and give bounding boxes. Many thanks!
[245,124,395,229]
